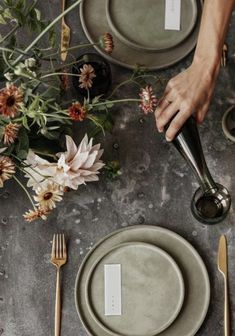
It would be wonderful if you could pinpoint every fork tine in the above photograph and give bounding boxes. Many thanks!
[62,234,66,258]
[59,234,62,259]
[56,234,59,259]
[51,234,56,259]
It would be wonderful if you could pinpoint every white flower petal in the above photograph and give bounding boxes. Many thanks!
[82,151,98,169]
[65,135,78,161]
[71,151,89,170]
[84,175,99,182]
[0,147,7,154]
[77,134,89,154]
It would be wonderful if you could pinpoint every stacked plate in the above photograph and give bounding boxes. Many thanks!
[80,0,203,70]
[75,225,210,336]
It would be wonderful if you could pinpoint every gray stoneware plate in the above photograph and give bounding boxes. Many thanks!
[85,241,185,336]
[106,0,198,52]
[75,225,210,336]
[79,0,203,70]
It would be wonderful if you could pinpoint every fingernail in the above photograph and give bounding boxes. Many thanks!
[165,135,171,142]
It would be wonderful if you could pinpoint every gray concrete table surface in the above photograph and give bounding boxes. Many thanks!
[0,1,235,335]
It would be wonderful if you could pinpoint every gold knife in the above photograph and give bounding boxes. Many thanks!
[218,235,230,336]
[61,0,71,62]
[221,43,228,67]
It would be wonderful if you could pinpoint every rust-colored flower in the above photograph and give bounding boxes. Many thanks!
[68,102,87,121]
[99,33,114,54]
[0,84,23,118]
[139,85,158,114]
[3,122,20,146]
[0,156,15,188]
[64,186,71,192]
[60,68,70,91]
[79,64,96,90]
[23,207,50,222]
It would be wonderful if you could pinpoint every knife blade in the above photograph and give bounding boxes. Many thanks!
[218,235,230,336]
[61,0,71,62]
[218,235,227,276]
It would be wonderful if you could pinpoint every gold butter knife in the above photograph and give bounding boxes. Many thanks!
[218,235,230,336]
[221,43,228,67]
[61,0,71,62]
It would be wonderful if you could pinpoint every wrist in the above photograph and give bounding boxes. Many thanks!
[192,52,221,76]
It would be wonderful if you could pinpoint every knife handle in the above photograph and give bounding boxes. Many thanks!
[61,0,66,22]
[224,278,230,336]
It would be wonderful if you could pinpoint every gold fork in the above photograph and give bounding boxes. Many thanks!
[51,234,67,336]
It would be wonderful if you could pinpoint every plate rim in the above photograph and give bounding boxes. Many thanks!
[105,0,198,53]
[85,240,185,336]
[74,225,210,336]
[79,0,203,70]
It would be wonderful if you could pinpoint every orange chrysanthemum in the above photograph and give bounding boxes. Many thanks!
[0,156,15,188]
[0,84,23,118]
[23,207,50,222]
[79,64,96,90]
[3,122,20,146]
[68,102,87,121]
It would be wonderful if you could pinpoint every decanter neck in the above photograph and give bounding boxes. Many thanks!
[172,117,217,192]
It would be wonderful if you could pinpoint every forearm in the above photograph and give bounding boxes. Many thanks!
[155,0,235,140]
[194,0,234,67]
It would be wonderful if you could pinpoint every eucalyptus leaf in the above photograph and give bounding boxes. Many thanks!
[15,127,29,159]
[22,116,30,130]
[48,27,56,48]
[0,55,6,80]
[16,0,26,10]
[42,130,61,140]
[34,8,41,21]
[0,14,6,24]
[29,137,62,157]
[16,149,28,159]
[3,8,13,19]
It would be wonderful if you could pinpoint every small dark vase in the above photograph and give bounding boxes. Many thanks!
[72,53,112,99]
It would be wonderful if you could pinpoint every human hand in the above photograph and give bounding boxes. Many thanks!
[155,58,220,141]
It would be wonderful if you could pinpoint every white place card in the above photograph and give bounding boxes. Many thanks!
[104,264,122,316]
[165,0,181,31]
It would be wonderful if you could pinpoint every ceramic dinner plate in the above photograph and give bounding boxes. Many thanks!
[79,0,203,70]
[75,225,210,336]
[106,0,198,52]
[85,242,185,336]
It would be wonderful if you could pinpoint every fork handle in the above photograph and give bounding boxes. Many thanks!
[55,267,61,336]
[224,277,230,336]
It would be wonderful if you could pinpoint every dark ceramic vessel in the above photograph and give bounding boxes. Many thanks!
[72,53,112,99]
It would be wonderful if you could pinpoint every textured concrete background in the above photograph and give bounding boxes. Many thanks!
[0,1,235,335]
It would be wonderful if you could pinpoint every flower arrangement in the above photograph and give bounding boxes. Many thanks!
[0,0,159,221]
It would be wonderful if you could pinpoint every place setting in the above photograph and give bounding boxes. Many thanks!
[0,0,234,335]
[50,228,231,336]
[80,0,203,70]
